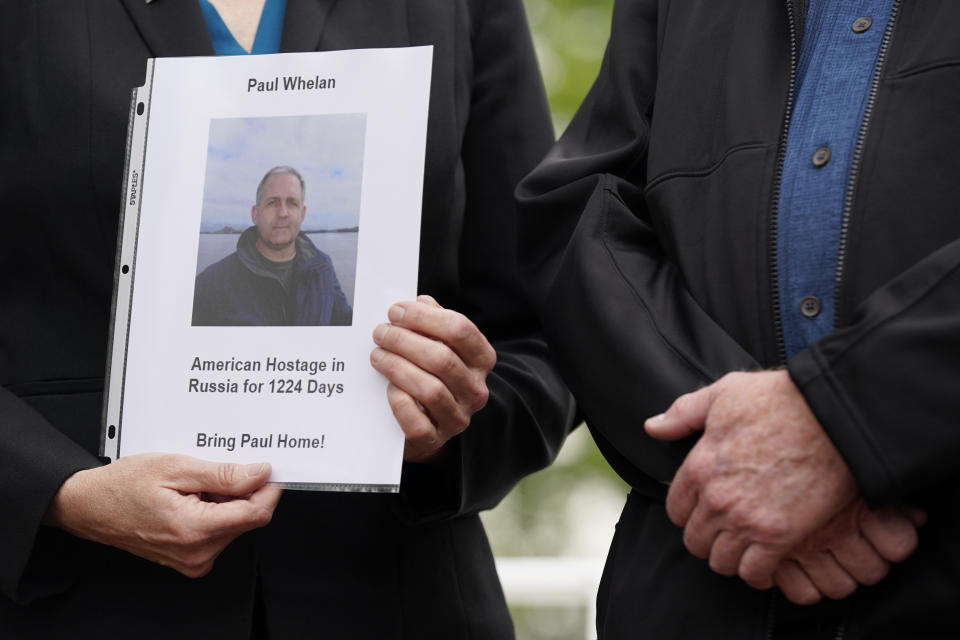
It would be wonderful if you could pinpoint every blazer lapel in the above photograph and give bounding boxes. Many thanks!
[118,0,215,58]
[280,0,339,53]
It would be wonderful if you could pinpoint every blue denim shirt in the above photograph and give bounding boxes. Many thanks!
[776,0,895,358]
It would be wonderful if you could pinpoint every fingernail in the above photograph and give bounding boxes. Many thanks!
[388,304,405,323]
[371,347,385,364]
[373,324,389,343]
[246,463,267,477]
[649,413,666,425]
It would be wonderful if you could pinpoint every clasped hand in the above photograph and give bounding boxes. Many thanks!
[645,370,923,604]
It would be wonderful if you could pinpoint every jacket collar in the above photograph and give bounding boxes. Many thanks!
[119,0,215,57]
[120,0,338,57]
[280,0,339,53]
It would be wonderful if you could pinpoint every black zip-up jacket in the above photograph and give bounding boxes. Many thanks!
[518,1,960,637]
[192,227,353,326]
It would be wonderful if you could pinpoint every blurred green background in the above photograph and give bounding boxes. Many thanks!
[522,0,614,131]
[480,1,623,639]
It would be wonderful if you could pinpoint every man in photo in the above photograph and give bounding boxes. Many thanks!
[192,165,352,326]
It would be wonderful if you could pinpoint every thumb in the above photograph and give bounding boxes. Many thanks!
[644,384,717,441]
[416,294,442,308]
[173,457,273,496]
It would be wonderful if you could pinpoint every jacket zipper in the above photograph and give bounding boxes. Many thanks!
[764,588,780,640]
[764,0,799,640]
[767,0,801,366]
[833,618,848,640]
[834,0,902,327]
[765,2,799,634]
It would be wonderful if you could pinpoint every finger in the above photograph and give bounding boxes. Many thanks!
[739,543,783,590]
[188,485,279,535]
[903,505,927,528]
[859,506,920,563]
[371,347,470,433]
[664,461,699,528]
[385,383,447,461]
[167,456,273,496]
[709,531,749,576]
[387,302,496,370]
[774,560,823,606]
[682,504,722,559]
[826,529,889,585]
[790,550,858,600]
[644,384,720,441]
[373,323,488,412]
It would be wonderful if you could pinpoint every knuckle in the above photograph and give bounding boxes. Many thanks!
[885,529,918,562]
[859,560,890,586]
[780,578,821,606]
[701,484,732,514]
[176,527,206,550]
[373,349,397,374]
[406,421,437,444]
[681,527,707,559]
[482,345,497,370]
[747,512,792,544]
[823,577,857,600]
[421,380,448,408]
[217,463,239,487]
[740,568,773,591]
[251,506,274,528]
[682,451,711,486]
[388,389,416,414]
[469,382,489,412]
[708,554,735,576]
[739,548,779,590]
[448,410,470,435]
[435,348,461,377]
[445,313,475,343]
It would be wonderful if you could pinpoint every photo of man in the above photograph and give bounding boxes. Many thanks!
[192,165,353,326]
[191,113,366,326]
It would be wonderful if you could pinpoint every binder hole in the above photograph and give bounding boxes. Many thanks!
[121,265,130,274]
[137,102,145,115]
[108,425,116,439]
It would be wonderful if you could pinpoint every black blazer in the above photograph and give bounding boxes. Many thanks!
[0,1,573,637]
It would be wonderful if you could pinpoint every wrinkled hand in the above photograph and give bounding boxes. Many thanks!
[44,453,281,577]
[370,295,495,462]
[644,370,859,591]
[774,499,924,604]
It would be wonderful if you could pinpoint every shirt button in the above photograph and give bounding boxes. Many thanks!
[812,147,831,168]
[800,296,821,318]
[852,17,873,33]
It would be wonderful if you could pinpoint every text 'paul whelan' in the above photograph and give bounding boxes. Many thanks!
[248,75,336,92]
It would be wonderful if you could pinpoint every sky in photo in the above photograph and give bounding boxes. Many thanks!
[200,113,366,232]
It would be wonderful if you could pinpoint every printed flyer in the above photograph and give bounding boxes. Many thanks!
[102,47,433,491]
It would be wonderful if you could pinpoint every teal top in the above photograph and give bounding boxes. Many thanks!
[198,0,287,55]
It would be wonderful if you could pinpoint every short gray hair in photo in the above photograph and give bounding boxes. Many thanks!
[255,165,306,205]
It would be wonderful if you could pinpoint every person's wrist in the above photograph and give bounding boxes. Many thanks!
[42,467,95,531]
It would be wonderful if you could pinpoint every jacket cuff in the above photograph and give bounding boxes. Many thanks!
[395,437,465,524]
[0,399,101,602]
[788,347,902,504]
